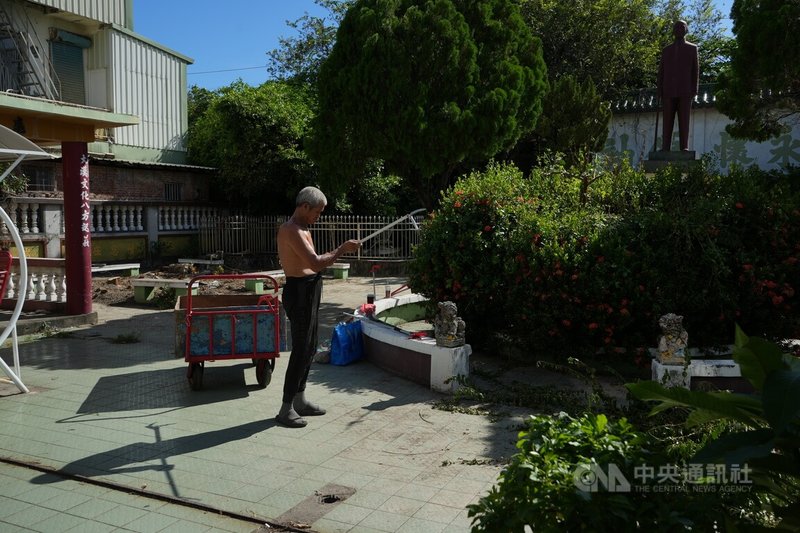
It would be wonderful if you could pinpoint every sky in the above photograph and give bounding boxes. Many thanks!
[133,0,330,90]
[133,0,735,91]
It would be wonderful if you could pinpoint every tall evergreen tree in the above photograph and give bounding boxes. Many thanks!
[309,0,548,210]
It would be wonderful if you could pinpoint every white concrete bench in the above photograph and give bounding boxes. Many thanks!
[131,278,195,303]
[91,262,141,276]
[327,262,350,280]
[243,270,285,293]
[178,258,225,266]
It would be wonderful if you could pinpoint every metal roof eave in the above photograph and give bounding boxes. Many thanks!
[0,92,140,129]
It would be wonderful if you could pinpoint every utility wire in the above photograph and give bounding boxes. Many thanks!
[188,65,266,75]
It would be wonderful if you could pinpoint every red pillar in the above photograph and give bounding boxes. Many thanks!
[62,142,92,315]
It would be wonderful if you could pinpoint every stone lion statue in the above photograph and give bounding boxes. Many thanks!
[433,301,466,347]
[657,313,688,365]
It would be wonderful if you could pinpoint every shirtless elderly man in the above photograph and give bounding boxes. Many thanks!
[276,186,360,428]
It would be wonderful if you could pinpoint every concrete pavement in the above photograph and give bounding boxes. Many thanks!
[0,276,520,532]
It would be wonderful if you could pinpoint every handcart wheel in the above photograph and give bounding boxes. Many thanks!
[256,359,272,388]
[188,362,204,391]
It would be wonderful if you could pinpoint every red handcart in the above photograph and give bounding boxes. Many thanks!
[184,274,281,390]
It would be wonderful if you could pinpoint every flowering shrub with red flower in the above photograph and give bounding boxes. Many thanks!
[409,160,800,357]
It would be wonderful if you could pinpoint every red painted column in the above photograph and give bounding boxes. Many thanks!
[62,141,92,315]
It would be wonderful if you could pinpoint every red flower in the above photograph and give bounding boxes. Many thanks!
[484,225,493,232]
[588,322,599,330]
[454,201,462,208]
[772,295,785,306]
[742,264,753,271]
[735,202,745,209]
[561,319,572,327]
[596,255,605,263]
[619,308,630,317]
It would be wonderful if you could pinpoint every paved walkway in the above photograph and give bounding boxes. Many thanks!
[0,276,519,532]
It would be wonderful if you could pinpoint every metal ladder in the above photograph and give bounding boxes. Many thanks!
[0,0,59,100]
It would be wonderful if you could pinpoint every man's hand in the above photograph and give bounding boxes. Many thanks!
[340,240,361,254]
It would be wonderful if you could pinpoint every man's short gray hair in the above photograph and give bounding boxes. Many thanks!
[296,186,327,208]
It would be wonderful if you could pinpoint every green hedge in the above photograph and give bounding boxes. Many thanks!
[467,413,751,532]
[408,160,800,354]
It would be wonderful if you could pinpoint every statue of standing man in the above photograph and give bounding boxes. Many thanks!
[657,20,699,152]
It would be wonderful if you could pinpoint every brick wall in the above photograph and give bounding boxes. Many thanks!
[21,159,214,203]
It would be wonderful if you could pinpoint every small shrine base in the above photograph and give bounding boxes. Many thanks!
[651,358,754,393]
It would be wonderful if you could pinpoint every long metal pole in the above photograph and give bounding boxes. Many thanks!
[653,97,661,153]
[359,208,426,244]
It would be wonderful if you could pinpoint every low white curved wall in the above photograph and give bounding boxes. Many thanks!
[356,294,470,393]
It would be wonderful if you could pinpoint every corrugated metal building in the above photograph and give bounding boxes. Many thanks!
[0,0,216,263]
[1,0,193,164]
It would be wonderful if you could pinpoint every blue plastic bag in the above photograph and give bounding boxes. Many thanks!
[330,320,364,366]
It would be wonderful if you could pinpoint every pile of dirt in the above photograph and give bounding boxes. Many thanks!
[91,264,258,307]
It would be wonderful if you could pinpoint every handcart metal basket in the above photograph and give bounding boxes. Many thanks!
[183,274,281,390]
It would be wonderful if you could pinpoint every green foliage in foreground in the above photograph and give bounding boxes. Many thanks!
[469,329,800,531]
[467,412,746,532]
[627,328,800,530]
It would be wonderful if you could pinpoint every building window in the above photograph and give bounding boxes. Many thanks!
[50,29,91,104]
[24,166,55,192]
[165,183,182,201]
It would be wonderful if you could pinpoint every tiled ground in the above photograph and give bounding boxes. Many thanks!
[0,280,520,532]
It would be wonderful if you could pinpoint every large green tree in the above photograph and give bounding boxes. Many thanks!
[309,0,547,210]
[518,0,662,101]
[508,0,660,174]
[267,0,353,85]
[187,81,315,214]
[716,0,800,141]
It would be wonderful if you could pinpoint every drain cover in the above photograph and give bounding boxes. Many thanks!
[318,493,341,504]
[276,484,356,526]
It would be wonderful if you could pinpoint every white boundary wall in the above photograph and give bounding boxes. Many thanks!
[605,107,800,172]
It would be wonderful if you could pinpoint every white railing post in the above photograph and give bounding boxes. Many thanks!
[29,203,39,233]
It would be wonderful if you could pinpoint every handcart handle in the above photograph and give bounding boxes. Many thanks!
[185,274,280,313]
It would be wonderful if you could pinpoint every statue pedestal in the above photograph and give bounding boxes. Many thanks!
[642,150,698,173]
[651,358,754,392]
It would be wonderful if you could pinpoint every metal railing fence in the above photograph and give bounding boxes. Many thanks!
[198,214,425,261]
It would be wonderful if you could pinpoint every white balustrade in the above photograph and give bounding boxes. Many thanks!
[8,259,67,303]
[0,202,44,236]
[29,203,39,234]
[157,205,214,231]
[19,204,29,234]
